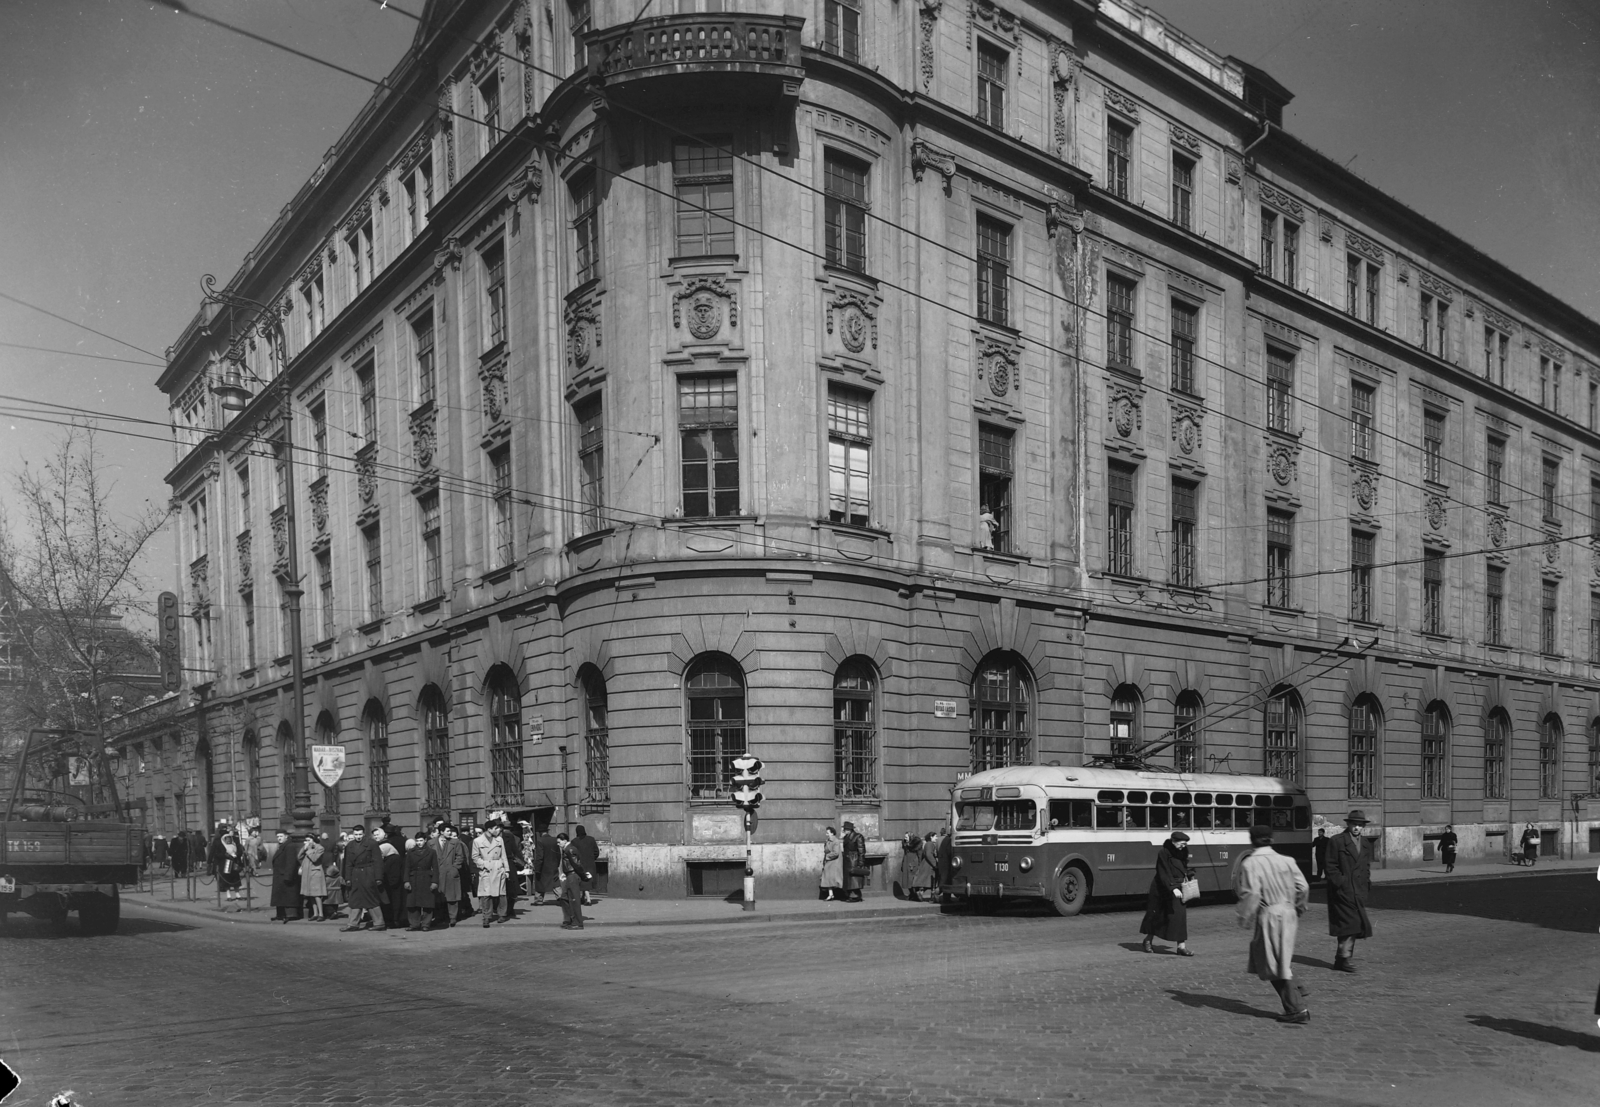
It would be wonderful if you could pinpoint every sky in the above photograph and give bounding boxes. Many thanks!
[1,0,1596,614]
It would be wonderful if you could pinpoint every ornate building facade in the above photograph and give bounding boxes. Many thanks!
[147,0,1600,893]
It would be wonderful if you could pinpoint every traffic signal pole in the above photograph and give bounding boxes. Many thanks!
[730,755,765,913]
[743,812,755,912]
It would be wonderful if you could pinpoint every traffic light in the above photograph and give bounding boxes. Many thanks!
[730,754,765,811]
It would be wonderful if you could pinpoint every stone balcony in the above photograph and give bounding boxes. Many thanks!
[587,13,805,106]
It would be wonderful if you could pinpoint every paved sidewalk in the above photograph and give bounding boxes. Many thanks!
[1362,853,1595,886]
[122,885,943,929]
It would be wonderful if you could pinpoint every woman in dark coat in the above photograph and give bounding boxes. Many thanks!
[404,832,439,931]
[1139,831,1195,955]
[533,829,561,905]
[269,830,301,922]
[1438,824,1458,873]
[339,825,385,931]
[842,822,868,903]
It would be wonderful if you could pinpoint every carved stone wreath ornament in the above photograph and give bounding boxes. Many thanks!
[1352,470,1377,511]
[1425,495,1446,532]
[672,277,737,341]
[1268,444,1296,486]
[1545,535,1562,567]
[1108,385,1143,437]
[1487,514,1507,548]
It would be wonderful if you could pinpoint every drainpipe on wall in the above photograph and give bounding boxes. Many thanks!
[559,745,570,833]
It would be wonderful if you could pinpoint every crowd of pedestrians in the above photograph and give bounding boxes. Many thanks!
[260,812,597,932]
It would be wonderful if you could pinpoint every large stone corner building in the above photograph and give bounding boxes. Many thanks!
[145,0,1600,893]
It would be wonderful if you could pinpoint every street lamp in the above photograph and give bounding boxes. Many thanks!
[199,274,314,844]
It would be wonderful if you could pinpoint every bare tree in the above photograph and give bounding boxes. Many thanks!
[0,425,170,743]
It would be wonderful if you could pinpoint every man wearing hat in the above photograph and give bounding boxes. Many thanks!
[1325,809,1374,972]
[1233,823,1311,1023]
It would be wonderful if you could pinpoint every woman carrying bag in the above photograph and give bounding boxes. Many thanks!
[819,826,844,901]
[1139,831,1198,956]
[299,834,328,921]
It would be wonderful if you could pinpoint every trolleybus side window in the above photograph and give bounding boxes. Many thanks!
[958,799,1035,831]
[1048,799,1093,828]
[1096,802,1124,828]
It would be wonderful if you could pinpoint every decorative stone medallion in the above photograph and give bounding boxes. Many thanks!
[988,359,1011,397]
[686,293,722,341]
[1352,469,1377,511]
[1425,495,1446,532]
[1268,444,1296,486]
[1488,514,1507,548]
[840,306,869,354]
[1545,535,1561,566]
[357,454,378,504]
[1171,406,1202,455]
[411,408,437,470]
[310,483,329,535]
[1111,393,1137,436]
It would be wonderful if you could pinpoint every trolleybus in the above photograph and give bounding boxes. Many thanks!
[943,764,1312,916]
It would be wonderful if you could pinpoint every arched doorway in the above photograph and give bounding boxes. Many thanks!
[195,738,216,830]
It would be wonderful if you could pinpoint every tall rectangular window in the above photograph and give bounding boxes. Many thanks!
[1423,409,1445,484]
[569,0,591,69]
[978,424,1015,554]
[1266,347,1294,432]
[1484,325,1509,385]
[1266,509,1294,609]
[303,273,325,344]
[1543,457,1560,521]
[1106,275,1136,369]
[823,152,868,273]
[1542,578,1559,655]
[363,522,382,622]
[315,549,334,641]
[1420,293,1436,354]
[824,0,860,62]
[489,446,513,567]
[576,394,605,533]
[242,590,256,669]
[674,138,735,257]
[482,240,506,349]
[679,376,740,518]
[412,309,435,406]
[573,173,598,284]
[1350,380,1375,461]
[1365,261,1380,323]
[1421,708,1448,800]
[1591,476,1600,541]
[1170,476,1197,588]
[1540,720,1560,799]
[479,73,501,143]
[1590,382,1597,431]
[356,361,377,447]
[976,216,1011,326]
[1106,118,1132,200]
[1422,548,1444,636]
[1347,255,1379,323]
[977,42,1008,129]
[1484,713,1506,799]
[1348,701,1378,800]
[1282,220,1299,289]
[1171,154,1194,229]
[1170,300,1197,394]
[348,219,374,294]
[310,400,328,477]
[237,463,251,533]
[419,493,442,599]
[827,385,872,527]
[1106,461,1136,577]
[1259,210,1276,280]
[1486,435,1505,505]
[1485,564,1504,646]
[1350,531,1374,623]
[1346,255,1360,320]
[405,155,434,237]
[1590,592,1600,663]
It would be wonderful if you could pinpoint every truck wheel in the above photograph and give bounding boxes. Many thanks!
[1050,863,1090,917]
[79,887,120,935]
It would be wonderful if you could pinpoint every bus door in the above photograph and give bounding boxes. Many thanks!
[1090,790,1156,895]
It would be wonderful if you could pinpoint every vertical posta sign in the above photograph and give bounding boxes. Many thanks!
[158,591,181,692]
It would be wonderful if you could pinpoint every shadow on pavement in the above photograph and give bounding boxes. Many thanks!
[1467,1014,1600,1052]
[1322,872,1597,934]
[1167,989,1278,1021]
[0,916,197,939]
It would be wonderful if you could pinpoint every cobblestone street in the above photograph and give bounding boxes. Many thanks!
[1,872,1596,1107]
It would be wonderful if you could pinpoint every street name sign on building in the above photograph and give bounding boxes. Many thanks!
[933,699,959,718]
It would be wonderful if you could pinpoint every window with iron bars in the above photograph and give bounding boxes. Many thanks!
[1540,715,1561,799]
[487,668,524,807]
[833,661,878,800]
[1173,692,1202,773]
[1348,699,1378,799]
[1484,711,1507,800]
[970,657,1031,771]
[1264,690,1301,783]
[1422,705,1448,800]
[422,685,450,815]
[687,657,746,799]
[365,703,390,813]
[582,671,609,808]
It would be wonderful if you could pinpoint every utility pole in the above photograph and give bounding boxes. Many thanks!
[203,275,311,843]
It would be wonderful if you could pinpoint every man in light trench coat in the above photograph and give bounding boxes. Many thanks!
[1233,822,1311,1024]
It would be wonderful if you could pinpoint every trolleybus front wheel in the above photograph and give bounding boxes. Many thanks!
[1051,863,1090,917]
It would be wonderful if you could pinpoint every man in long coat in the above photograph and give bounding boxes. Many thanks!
[339,825,385,931]
[573,825,601,906]
[268,828,301,922]
[432,825,466,928]
[1326,809,1373,972]
[1234,823,1311,1023]
[533,827,561,905]
[842,822,867,902]
[471,822,510,927]
[404,831,439,931]
[169,832,190,877]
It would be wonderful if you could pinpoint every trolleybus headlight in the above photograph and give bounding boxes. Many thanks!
[1019,855,1034,872]
[950,854,963,870]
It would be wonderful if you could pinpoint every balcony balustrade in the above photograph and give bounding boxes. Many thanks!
[588,13,805,103]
